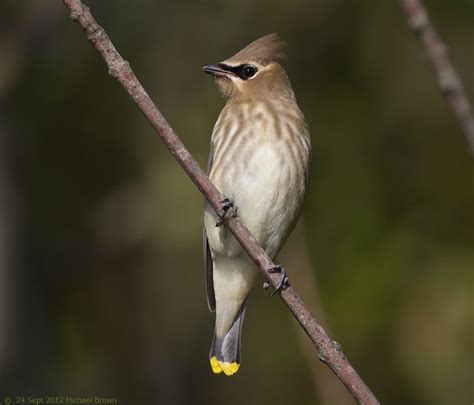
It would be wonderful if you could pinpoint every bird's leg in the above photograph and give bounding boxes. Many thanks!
[215,198,238,227]
[268,265,289,295]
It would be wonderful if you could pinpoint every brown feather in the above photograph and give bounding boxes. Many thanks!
[225,33,287,66]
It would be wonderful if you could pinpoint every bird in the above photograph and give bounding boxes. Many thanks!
[202,33,311,376]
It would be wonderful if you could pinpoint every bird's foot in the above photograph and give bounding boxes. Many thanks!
[268,265,290,296]
[215,198,238,227]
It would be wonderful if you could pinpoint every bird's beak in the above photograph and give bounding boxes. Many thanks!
[202,63,234,78]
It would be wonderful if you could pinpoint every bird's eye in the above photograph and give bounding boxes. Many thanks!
[242,65,257,79]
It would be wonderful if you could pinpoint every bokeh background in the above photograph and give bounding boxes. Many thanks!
[0,0,473,404]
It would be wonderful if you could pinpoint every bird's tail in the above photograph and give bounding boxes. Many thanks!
[209,303,247,376]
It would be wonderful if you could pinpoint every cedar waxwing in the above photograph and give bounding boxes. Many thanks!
[203,33,311,376]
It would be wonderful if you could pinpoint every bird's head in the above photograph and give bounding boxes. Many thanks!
[203,33,293,101]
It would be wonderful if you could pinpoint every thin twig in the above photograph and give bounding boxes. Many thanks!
[281,227,354,405]
[399,0,474,156]
[61,1,379,403]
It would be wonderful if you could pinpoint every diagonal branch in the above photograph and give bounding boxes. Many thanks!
[62,1,379,403]
[399,0,474,156]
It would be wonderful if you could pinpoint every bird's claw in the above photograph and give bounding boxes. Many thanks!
[268,265,290,295]
[216,198,237,227]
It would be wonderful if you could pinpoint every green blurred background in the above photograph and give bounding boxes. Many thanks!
[0,0,473,404]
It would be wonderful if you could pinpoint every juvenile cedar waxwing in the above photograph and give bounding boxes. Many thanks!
[203,33,311,376]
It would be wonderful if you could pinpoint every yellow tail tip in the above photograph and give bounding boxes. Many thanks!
[210,356,223,374]
[209,356,240,376]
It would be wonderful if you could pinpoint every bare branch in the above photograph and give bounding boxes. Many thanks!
[62,1,379,403]
[399,0,474,156]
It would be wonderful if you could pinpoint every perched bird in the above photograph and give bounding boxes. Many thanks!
[203,33,311,376]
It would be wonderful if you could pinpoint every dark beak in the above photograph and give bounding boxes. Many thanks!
[202,64,233,78]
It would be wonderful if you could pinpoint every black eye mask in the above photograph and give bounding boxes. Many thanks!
[217,63,258,80]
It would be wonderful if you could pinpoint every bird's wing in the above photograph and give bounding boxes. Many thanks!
[204,142,216,312]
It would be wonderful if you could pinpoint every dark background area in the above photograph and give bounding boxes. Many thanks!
[0,1,473,404]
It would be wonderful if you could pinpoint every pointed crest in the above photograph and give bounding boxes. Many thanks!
[225,33,287,66]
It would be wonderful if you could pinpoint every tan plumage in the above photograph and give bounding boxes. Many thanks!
[226,33,287,65]
[203,33,311,376]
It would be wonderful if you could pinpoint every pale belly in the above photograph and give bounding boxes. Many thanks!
[204,141,302,259]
